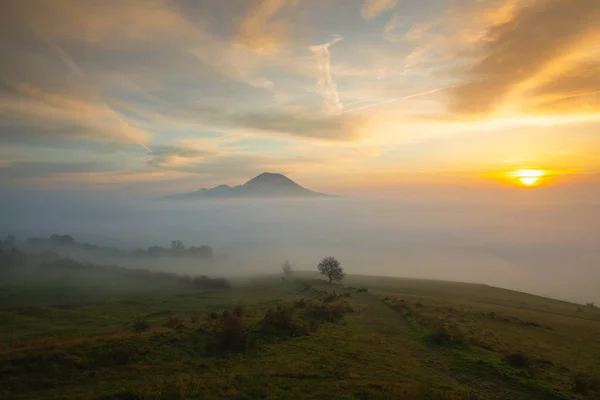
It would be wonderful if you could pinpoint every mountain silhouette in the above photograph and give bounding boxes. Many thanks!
[165,173,329,199]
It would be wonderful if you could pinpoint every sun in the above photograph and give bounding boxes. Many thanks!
[507,169,546,187]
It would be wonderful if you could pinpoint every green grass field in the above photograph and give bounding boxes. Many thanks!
[1,267,600,400]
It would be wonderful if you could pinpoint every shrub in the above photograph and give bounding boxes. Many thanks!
[165,316,184,329]
[261,305,305,338]
[392,303,413,317]
[293,298,306,308]
[308,300,352,323]
[131,317,150,332]
[208,311,219,320]
[573,372,600,394]
[356,288,368,293]
[208,312,254,353]
[424,318,464,346]
[189,313,200,323]
[233,305,244,317]
[324,292,338,303]
[506,353,528,368]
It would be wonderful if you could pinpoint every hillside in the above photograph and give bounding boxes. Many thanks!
[165,172,330,199]
[1,263,599,400]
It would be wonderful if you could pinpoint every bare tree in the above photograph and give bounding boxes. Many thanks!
[317,256,344,285]
[282,260,292,278]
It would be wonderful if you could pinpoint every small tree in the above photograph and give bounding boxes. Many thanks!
[171,240,185,255]
[317,256,344,285]
[282,260,292,278]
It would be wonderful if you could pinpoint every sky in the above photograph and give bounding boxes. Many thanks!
[1,0,600,194]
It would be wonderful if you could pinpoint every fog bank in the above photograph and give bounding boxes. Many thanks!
[2,185,599,304]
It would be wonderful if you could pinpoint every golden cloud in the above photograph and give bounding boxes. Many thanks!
[361,0,399,20]
[448,0,600,118]
[236,0,300,55]
[0,84,149,146]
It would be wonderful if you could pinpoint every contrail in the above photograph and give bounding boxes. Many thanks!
[342,85,454,114]
[310,34,344,115]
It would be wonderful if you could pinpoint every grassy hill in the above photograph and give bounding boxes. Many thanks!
[1,266,599,400]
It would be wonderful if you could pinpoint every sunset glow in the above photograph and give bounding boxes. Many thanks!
[508,170,546,187]
[0,0,598,192]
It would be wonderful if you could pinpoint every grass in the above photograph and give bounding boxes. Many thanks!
[1,266,600,399]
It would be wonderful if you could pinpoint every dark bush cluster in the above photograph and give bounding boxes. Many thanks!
[506,352,528,368]
[573,372,600,394]
[131,317,150,332]
[293,298,306,308]
[207,312,255,353]
[308,300,353,323]
[260,305,306,338]
[425,319,465,346]
[164,316,184,329]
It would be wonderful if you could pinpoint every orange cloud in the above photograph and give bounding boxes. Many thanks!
[448,0,600,118]
[236,0,300,55]
[0,84,149,146]
[361,0,399,20]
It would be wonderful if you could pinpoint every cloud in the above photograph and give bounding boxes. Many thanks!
[234,110,366,140]
[2,0,191,47]
[310,35,344,115]
[446,0,600,117]
[361,0,399,20]
[112,98,365,141]
[0,161,114,183]
[0,84,150,146]
[236,0,300,55]
[147,146,216,169]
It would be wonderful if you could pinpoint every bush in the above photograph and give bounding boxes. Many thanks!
[293,298,306,308]
[506,353,528,368]
[233,305,244,317]
[261,305,306,338]
[208,312,254,353]
[131,317,150,332]
[308,300,352,323]
[573,372,600,394]
[189,313,200,323]
[208,311,219,320]
[392,302,413,317]
[424,318,464,346]
[165,316,184,329]
[356,288,368,293]
[324,292,338,303]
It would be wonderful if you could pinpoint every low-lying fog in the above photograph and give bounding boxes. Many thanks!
[2,184,599,304]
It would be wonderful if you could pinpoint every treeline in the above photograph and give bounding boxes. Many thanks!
[135,240,213,259]
[39,253,229,289]
[0,249,229,289]
[6,234,214,260]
